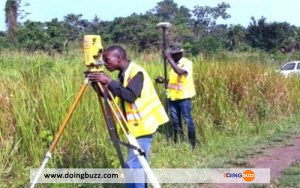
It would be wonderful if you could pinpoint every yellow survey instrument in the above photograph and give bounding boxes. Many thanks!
[83,35,104,72]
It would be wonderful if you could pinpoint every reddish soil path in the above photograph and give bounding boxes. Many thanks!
[215,137,300,188]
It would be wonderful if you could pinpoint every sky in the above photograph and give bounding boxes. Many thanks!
[1,0,300,31]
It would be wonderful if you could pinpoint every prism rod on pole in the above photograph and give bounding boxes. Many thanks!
[156,22,171,112]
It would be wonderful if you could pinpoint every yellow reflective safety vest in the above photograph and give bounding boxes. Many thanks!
[167,57,196,101]
[116,62,169,138]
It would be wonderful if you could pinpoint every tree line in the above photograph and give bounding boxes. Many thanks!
[2,0,300,55]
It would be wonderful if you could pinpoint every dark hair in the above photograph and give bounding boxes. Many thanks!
[104,45,127,60]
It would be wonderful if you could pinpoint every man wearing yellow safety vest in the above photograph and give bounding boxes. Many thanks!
[164,44,197,149]
[88,45,169,188]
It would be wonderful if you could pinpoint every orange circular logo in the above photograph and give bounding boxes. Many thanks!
[243,170,255,182]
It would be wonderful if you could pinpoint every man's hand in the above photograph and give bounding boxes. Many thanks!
[87,72,112,85]
[155,76,166,84]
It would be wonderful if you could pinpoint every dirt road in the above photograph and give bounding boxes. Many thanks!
[215,137,300,188]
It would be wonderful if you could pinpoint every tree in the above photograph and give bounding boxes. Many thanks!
[0,32,9,51]
[192,2,230,39]
[17,21,50,52]
[152,0,178,21]
[171,23,194,43]
[5,0,20,43]
[110,13,162,49]
[174,6,192,25]
[86,15,101,34]
[63,14,88,43]
[246,17,297,52]
[188,35,222,55]
[81,15,113,43]
[97,20,114,43]
[226,25,246,50]
[150,0,194,44]
[45,19,68,53]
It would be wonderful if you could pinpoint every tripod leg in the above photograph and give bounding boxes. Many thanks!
[30,79,89,188]
[96,83,161,188]
[93,83,126,168]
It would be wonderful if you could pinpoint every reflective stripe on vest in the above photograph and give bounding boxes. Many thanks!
[168,83,183,90]
[126,98,162,121]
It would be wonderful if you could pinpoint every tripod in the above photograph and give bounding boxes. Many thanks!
[30,77,161,188]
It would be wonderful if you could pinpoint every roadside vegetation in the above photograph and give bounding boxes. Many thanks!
[276,160,300,188]
[1,49,300,187]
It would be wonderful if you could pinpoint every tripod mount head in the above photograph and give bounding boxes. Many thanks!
[83,35,104,72]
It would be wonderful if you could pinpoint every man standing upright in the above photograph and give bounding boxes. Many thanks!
[164,44,197,148]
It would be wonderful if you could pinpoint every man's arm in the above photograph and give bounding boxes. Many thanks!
[107,72,144,103]
[164,52,187,76]
[88,72,144,103]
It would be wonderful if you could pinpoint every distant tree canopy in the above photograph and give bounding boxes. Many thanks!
[1,0,300,55]
[16,19,67,53]
[109,14,162,49]
[246,17,299,52]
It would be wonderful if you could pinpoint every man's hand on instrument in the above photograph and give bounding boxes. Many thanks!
[88,72,112,85]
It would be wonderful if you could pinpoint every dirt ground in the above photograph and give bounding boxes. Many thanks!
[215,136,300,188]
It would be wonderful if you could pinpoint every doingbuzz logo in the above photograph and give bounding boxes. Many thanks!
[242,170,255,182]
[224,170,255,182]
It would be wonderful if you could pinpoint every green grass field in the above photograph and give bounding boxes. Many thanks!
[1,49,300,187]
[276,160,300,187]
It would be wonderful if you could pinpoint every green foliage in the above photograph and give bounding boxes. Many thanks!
[16,19,67,52]
[17,21,49,51]
[0,35,11,51]
[276,160,300,187]
[226,25,246,51]
[246,17,298,52]
[291,51,300,60]
[63,14,88,41]
[189,36,222,55]
[152,0,178,21]
[192,2,231,38]
[151,0,194,43]
[45,19,68,53]
[110,13,162,49]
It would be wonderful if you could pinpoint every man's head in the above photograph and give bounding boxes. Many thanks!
[169,44,184,63]
[102,45,128,72]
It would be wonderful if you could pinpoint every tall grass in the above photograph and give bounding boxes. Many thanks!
[1,50,300,186]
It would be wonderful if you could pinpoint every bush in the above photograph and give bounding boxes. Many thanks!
[188,36,223,56]
[16,20,67,53]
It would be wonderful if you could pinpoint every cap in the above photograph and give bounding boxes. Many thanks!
[169,44,184,54]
